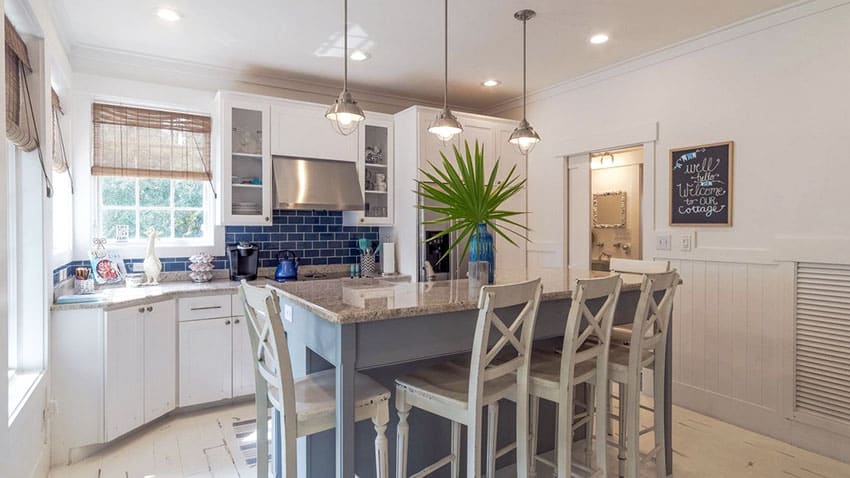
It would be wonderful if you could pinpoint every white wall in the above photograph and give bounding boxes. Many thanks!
[506,0,850,462]
[3,0,73,476]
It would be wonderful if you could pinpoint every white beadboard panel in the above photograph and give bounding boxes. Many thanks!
[670,259,784,413]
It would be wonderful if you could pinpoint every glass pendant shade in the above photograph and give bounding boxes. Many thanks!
[428,108,463,143]
[509,118,540,154]
[325,90,365,136]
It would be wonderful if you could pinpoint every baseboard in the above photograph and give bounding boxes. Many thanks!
[673,381,850,465]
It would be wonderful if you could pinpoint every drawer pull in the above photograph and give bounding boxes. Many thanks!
[138,307,145,313]
[234,319,240,324]
[225,320,232,325]
[190,306,222,311]
[146,306,153,312]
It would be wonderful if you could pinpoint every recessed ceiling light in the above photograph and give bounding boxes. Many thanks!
[481,79,501,87]
[590,33,609,44]
[349,50,370,61]
[156,8,181,22]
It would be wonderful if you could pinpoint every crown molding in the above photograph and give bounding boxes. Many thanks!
[69,43,482,114]
[484,0,848,116]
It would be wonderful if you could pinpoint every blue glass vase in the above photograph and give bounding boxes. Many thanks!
[469,223,495,284]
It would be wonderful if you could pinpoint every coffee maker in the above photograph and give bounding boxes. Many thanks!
[227,242,259,281]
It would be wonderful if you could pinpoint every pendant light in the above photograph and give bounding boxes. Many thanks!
[428,0,463,143]
[509,9,541,155]
[325,0,365,136]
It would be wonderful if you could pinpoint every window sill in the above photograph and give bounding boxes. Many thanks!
[8,369,44,424]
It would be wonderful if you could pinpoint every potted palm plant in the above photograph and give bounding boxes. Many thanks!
[416,140,528,284]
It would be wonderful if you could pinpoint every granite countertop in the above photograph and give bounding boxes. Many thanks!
[52,272,411,312]
[268,271,647,325]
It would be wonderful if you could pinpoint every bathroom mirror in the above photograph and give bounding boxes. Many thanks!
[593,191,627,228]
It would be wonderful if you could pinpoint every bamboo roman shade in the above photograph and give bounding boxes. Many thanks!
[91,103,213,182]
[5,16,37,152]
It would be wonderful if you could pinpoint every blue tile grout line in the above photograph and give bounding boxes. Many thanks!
[53,209,383,286]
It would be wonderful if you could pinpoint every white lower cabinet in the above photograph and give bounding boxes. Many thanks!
[231,314,256,397]
[104,300,176,442]
[104,306,145,441]
[178,294,255,407]
[179,317,234,406]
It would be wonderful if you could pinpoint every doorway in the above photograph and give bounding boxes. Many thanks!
[589,147,643,271]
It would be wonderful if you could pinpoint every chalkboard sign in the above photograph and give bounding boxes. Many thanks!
[670,141,733,226]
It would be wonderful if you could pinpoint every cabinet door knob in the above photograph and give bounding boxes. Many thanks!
[146,306,153,312]
[265,217,270,221]
[225,320,231,325]
[138,307,145,313]
[234,319,240,324]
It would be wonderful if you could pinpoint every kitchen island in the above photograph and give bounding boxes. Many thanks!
[267,272,674,478]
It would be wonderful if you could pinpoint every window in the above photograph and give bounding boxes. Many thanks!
[97,177,210,241]
[90,102,214,245]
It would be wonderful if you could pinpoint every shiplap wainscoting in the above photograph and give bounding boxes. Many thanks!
[663,258,850,463]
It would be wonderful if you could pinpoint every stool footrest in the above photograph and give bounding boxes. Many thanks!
[409,454,455,478]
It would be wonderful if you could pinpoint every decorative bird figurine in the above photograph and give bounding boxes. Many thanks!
[143,227,162,285]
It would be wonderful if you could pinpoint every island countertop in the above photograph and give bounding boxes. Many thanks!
[268,271,647,325]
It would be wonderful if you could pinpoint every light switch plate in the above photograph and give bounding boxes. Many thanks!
[656,233,672,251]
[680,233,693,252]
[284,304,293,322]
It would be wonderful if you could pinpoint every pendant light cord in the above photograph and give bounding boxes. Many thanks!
[344,0,348,92]
[443,0,448,109]
[522,15,527,120]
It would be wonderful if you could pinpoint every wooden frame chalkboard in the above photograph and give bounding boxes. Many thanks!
[669,141,733,226]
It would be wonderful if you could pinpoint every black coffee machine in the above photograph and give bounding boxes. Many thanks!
[227,242,259,281]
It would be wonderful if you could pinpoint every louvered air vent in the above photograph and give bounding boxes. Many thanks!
[795,263,850,423]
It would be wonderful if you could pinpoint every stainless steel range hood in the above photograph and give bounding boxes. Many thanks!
[272,156,364,211]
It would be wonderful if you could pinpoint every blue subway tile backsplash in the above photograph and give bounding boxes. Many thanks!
[53,210,382,286]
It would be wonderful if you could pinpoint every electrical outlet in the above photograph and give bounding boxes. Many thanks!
[131,262,146,272]
[680,233,693,252]
[284,304,293,322]
[656,234,672,251]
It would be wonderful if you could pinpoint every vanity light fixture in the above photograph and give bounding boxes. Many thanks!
[601,152,615,167]
[509,9,541,155]
[428,0,463,144]
[325,0,365,136]
[482,79,501,87]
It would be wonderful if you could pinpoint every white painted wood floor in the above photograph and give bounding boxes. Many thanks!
[48,400,850,478]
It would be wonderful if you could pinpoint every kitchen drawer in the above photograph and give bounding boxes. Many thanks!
[178,295,232,321]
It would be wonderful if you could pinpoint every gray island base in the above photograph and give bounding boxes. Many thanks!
[266,272,673,478]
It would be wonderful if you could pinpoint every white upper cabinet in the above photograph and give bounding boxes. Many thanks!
[344,113,394,226]
[215,92,273,225]
[270,101,358,162]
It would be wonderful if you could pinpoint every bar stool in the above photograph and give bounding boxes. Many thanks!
[238,281,391,478]
[521,275,622,478]
[394,278,543,478]
[608,259,670,345]
[608,271,679,478]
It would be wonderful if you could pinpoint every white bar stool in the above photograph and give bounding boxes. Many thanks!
[238,281,391,478]
[607,271,679,478]
[608,259,671,345]
[523,275,623,478]
[394,278,544,478]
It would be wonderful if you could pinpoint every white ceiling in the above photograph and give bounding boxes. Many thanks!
[55,0,797,110]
